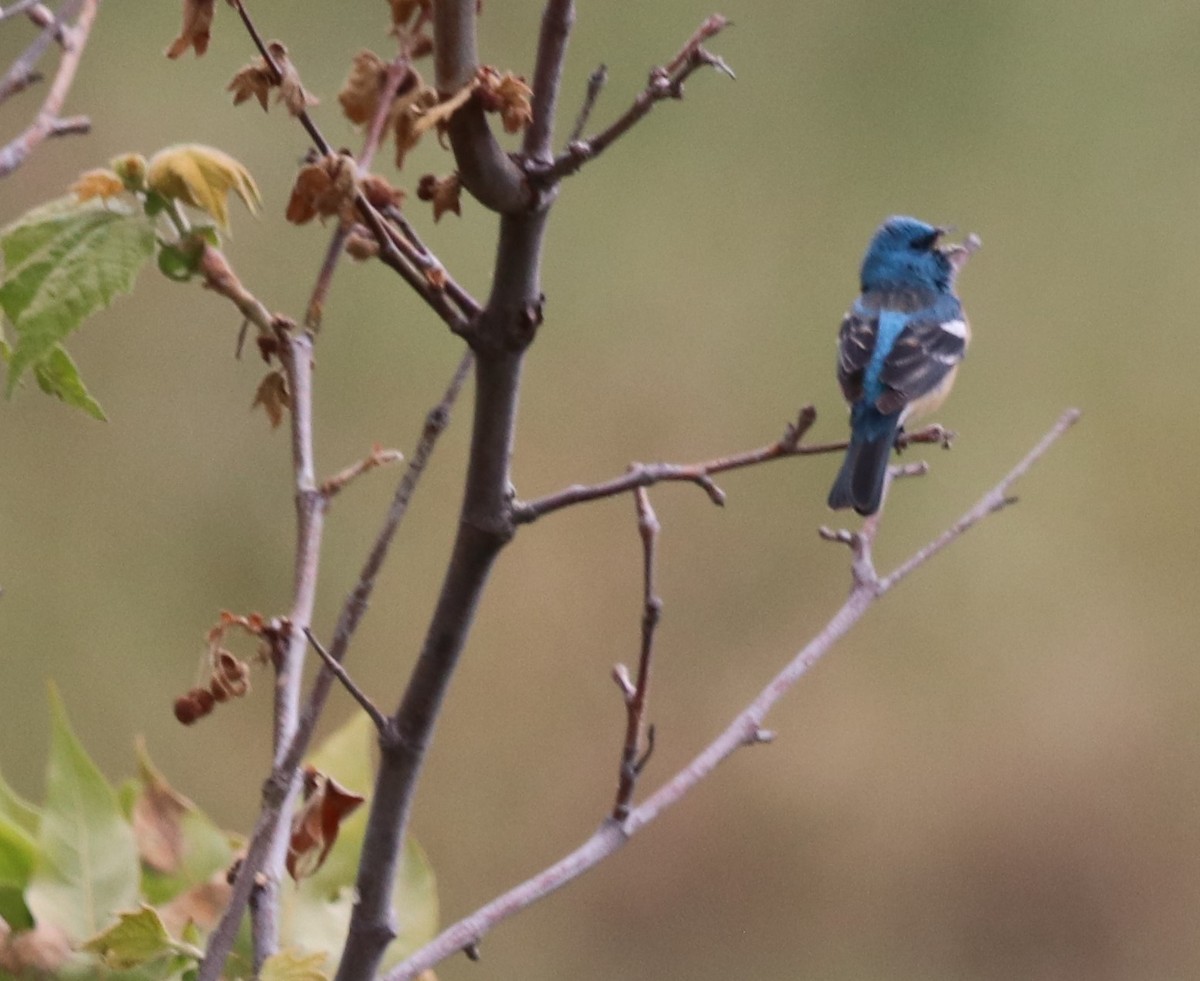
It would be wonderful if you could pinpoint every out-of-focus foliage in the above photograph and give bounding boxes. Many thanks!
[0,1,1196,980]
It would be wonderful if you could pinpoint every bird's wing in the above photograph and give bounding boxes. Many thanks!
[835,304,878,404]
[875,299,967,415]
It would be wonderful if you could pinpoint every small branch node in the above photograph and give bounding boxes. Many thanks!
[891,460,930,481]
[321,446,405,499]
[612,663,636,703]
[818,525,855,547]
[781,405,818,450]
[633,724,656,775]
[568,63,608,143]
[463,942,482,962]
[750,727,775,745]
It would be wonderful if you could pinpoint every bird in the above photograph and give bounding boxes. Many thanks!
[827,215,974,516]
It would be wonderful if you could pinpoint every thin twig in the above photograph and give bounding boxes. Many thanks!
[0,0,94,177]
[306,52,413,330]
[513,413,954,524]
[533,13,733,185]
[612,487,662,820]
[320,446,404,499]
[384,408,1081,981]
[513,406,824,522]
[303,627,389,734]
[285,350,475,786]
[568,64,607,144]
[199,331,327,981]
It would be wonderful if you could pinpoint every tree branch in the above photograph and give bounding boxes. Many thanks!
[0,0,94,177]
[434,0,529,213]
[532,13,733,185]
[383,408,1081,980]
[612,487,662,820]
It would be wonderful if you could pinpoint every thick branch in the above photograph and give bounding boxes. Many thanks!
[384,409,1080,980]
[435,0,529,212]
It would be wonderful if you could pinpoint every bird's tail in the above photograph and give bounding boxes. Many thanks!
[827,422,900,516]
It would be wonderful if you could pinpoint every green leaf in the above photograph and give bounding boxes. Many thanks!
[0,768,40,834]
[0,812,36,929]
[281,715,439,971]
[25,684,140,941]
[32,344,107,420]
[0,196,155,396]
[260,949,329,981]
[82,905,177,969]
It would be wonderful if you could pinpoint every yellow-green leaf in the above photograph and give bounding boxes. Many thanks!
[146,144,261,231]
[260,948,330,981]
[82,904,176,969]
[25,684,139,941]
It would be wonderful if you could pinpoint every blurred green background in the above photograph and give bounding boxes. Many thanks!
[2,1,1198,978]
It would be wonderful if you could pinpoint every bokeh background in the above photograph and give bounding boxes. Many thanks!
[2,1,1198,978]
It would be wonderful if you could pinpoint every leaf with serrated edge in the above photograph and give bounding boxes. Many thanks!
[33,344,107,420]
[25,685,139,941]
[82,904,176,969]
[0,197,155,394]
[260,948,329,981]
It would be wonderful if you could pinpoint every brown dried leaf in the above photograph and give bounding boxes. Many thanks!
[360,173,405,211]
[389,0,430,29]
[416,172,461,222]
[227,61,273,111]
[132,739,194,873]
[477,65,533,133]
[392,79,440,169]
[270,42,319,117]
[286,766,365,882]
[286,153,360,226]
[166,0,215,59]
[252,370,290,428]
[411,80,477,138]
[70,168,125,202]
[338,49,388,126]
[227,43,317,116]
[158,875,232,937]
[0,923,71,975]
[344,228,380,261]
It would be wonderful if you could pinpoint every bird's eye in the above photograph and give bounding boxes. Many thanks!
[911,230,940,250]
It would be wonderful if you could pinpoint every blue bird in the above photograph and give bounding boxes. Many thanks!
[827,216,974,516]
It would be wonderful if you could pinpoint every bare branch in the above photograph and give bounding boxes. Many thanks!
[434,0,529,212]
[568,64,608,144]
[524,0,575,163]
[0,0,95,177]
[533,14,733,185]
[612,487,663,820]
[321,447,404,500]
[383,409,1080,980]
[199,331,327,980]
[288,351,474,776]
[303,627,389,735]
[513,406,827,523]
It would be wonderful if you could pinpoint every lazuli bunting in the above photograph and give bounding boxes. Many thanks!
[827,215,974,516]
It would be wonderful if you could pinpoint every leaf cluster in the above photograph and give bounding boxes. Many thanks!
[0,694,437,980]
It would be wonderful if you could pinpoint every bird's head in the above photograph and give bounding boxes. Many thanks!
[860,215,954,293]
